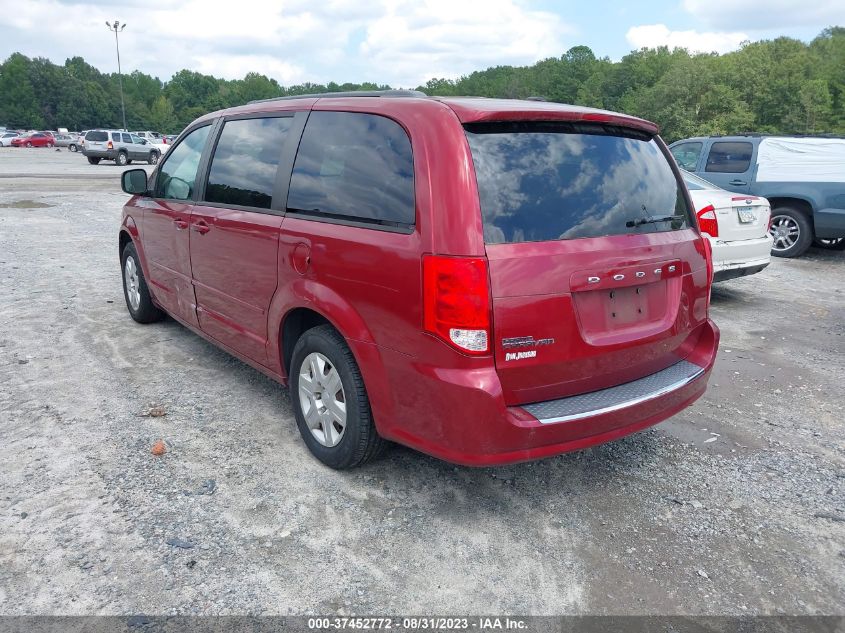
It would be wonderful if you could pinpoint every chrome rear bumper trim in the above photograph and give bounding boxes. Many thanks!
[523,359,706,425]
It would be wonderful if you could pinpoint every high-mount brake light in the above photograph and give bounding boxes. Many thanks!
[423,255,491,355]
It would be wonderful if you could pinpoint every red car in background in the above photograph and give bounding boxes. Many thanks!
[11,132,55,148]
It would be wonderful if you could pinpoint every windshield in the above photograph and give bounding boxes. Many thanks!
[465,122,691,244]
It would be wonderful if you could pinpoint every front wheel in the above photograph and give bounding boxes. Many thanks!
[68,144,78,152]
[769,206,813,258]
[25,142,32,148]
[47,142,54,148]
[290,325,388,469]
[121,242,164,324]
[87,156,101,165]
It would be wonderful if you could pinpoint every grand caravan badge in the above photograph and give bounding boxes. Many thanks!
[501,336,554,361]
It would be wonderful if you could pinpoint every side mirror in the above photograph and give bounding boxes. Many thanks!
[122,168,149,195]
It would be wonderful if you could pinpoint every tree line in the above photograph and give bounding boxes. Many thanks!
[1,27,843,142]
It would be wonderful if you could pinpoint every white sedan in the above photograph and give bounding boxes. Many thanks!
[682,170,773,282]
[0,132,20,147]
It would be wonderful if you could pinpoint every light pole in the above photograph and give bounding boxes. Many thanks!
[105,20,127,131]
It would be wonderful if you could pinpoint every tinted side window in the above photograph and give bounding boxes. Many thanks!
[287,112,415,226]
[155,125,211,200]
[122,133,132,143]
[705,141,753,173]
[86,131,107,142]
[204,117,293,210]
[671,142,702,171]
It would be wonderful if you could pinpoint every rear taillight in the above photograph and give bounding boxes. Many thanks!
[423,255,490,355]
[766,209,773,232]
[696,204,719,238]
[107,140,113,150]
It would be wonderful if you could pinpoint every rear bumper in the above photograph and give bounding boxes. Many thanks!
[82,149,116,159]
[377,319,720,466]
[710,235,772,280]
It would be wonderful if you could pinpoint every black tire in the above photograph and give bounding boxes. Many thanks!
[813,237,845,251]
[121,241,164,324]
[289,325,388,469]
[25,142,32,148]
[87,156,101,165]
[46,142,53,148]
[126,159,133,165]
[68,144,77,152]
[148,151,160,165]
[769,206,813,258]
[116,151,128,166]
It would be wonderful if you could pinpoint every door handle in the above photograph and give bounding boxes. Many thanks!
[729,179,747,186]
[192,220,211,234]
[173,218,188,230]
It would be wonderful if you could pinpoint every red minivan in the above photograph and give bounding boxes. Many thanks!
[119,91,719,469]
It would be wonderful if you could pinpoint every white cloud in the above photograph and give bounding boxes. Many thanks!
[626,24,748,54]
[683,0,845,31]
[2,0,571,88]
[360,0,569,86]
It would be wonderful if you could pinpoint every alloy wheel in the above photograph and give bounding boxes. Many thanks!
[124,255,141,311]
[298,352,347,447]
[770,215,800,253]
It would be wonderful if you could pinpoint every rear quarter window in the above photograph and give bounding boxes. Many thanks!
[85,131,107,142]
[286,111,415,227]
[465,122,690,244]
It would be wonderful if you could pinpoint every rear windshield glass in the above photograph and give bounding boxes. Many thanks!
[85,131,108,142]
[465,122,690,244]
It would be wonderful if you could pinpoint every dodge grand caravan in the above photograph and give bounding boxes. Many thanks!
[119,91,719,469]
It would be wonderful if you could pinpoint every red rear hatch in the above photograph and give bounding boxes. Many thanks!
[464,120,711,406]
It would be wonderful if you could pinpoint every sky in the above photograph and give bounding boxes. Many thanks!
[1,0,844,88]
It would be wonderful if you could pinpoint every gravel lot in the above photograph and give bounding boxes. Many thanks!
[0,148,843,616]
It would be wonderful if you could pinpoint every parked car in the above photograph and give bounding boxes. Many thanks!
[670,135,845,257]
[118,91,719,469]
[53,133,77,149]
[11,132,55,148]
[0,132,19,147]
[82,129,161,166]
[682,170,772,282]
[132,130,170,154]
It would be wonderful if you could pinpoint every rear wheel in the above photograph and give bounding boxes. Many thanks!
[116,151,128,166]
[290,325,388,469]
[121,242,164,324]
[769,206,813,258]
[68,143,78,152]
[87,156,101,165]
[148,151,160,165]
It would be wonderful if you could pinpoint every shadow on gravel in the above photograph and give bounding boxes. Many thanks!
[710,283,757,305]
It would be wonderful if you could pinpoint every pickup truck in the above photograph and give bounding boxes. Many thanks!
[669,135,845,257]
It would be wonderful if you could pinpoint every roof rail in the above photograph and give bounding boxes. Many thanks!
[248,89,427,105]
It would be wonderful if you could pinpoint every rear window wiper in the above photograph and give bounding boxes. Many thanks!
[626,215,686,228]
